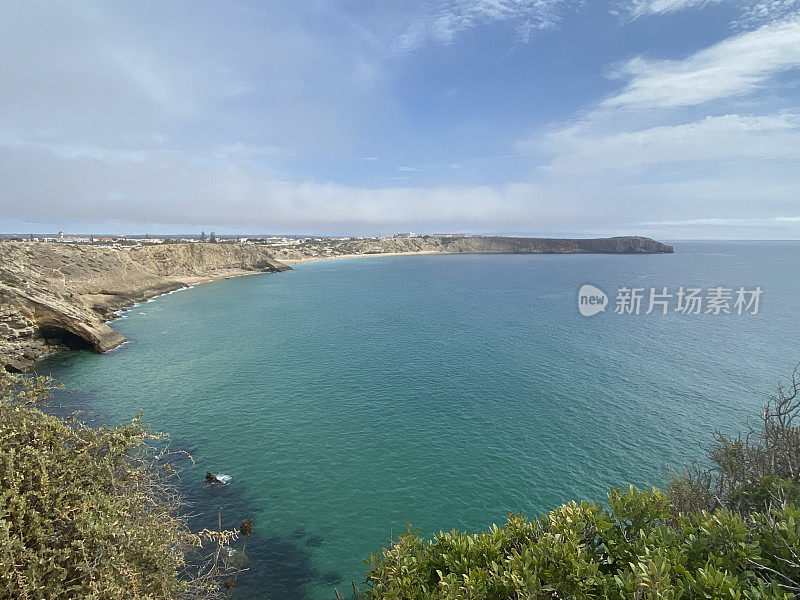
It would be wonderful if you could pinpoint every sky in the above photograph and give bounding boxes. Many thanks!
[1,0,799,238]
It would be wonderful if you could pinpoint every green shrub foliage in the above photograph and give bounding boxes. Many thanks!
[362,370,800,599]
[0,369,230,600]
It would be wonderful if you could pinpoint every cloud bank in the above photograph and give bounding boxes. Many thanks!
[1,1,800,239]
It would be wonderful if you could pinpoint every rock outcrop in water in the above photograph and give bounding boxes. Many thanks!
[0,243,290,371]
[0,236,672,371]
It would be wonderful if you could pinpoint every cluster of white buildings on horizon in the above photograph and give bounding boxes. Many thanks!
[4,231,478,247]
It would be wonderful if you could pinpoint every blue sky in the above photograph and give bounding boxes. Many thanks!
[1,0,799,238]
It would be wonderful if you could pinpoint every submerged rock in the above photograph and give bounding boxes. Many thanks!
[205,471,232,485]
[320,571,342,585]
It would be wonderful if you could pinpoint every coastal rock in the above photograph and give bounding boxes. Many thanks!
[268,235,674,261]
[5,357,32,373]
[0,242,290,370]
[435,235,675,255]
[205,471,232,485]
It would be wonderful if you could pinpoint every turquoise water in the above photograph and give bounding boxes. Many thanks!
[40,241,800,599]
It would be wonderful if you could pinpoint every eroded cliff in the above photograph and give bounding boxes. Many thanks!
[268,235,675,261]
[0,243,290,371]
[0,236,673,371]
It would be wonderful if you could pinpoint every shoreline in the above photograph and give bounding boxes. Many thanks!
[280,246,678,266]
[32,253,438,366]
[0,237,673,371]
[105,267,275,324]
[280,250,444,265]
[0,243,291,370]
[175,268,268,285]
[26,269,271,368]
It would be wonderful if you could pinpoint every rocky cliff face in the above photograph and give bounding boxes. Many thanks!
[0,243,289,371]
[268,235,674,261]
[0,236,672,371]
[435,236,674,254]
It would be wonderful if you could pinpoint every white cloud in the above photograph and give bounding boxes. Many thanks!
[617,0,800,25]
[212,143,292,160]
[734,0,800,27]
[603,20,800,108]
[4,127,800,238]
[639,216,800,225]
[622,214,800,239]
[604,18,800,109]
[540,112,800,174]
[0,132,173,163]
[623,0,719,17]
[513,9,800,238]
[394,0,574,52]
[0,140,564,232]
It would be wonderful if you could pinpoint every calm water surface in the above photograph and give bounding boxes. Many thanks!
[41,241,800,599]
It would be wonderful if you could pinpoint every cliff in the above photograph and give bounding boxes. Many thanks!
[0,236,673,371]
[0,243,290,371]
[268,235,674,261]
[439,235,674,254]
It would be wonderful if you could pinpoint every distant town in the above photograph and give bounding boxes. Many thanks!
[0,231,478,261]
[0,231,471,248]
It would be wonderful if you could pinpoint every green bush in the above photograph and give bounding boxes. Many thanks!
[363,489,796,599]
[361,371,800,600]
[0,369,237,600]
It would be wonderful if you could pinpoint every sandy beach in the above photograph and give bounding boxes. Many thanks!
[280,250,444,266]
[175,255,439,285]
[177,269,265,286]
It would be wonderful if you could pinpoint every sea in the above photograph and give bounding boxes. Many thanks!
[38,240,800,600]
